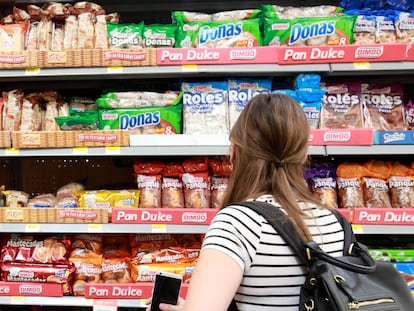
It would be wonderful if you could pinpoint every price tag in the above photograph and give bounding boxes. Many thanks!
[105,146,121,154]
[25,68,41,75]
[107,66,123,73]
[5,148,20,155]
[351,224,363,234]
[25,223,40,232]
[152,224,167,233]
[181,64,198,72]
[353,62,370,70]
[10,296,25,304]
[73,147,88,155]
[88,224,103,232]
[93,299,118,311]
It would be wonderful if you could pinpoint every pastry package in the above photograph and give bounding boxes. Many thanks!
[389,176,414,208]
[361,177,392,208]
[1,234,71,264]
[210,176,229,209]
[103,233,130,259]
[375,15,397,43]
[71,261,102,296]
[361,83,405,131]
[309,177,338,209]
[20,94,42,131]
[0,23,27,51]
[227,78,272,129]
[63,15,78,49]
[320,82,363,129]
[137,174,162,208]
[182,81,228,134]
[77,12,95,49]
[337,177,364,208]
[175,19,261,48]
[3,89,23,132]
[162,177,184,208]
[182,172,210,209]
[101,257,132,283]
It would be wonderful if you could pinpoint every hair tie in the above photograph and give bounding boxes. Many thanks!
[274,161,284,168]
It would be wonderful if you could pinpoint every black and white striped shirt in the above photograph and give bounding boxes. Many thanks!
[202,195,345,311]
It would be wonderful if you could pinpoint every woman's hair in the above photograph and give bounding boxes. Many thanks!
[221,93,322,241]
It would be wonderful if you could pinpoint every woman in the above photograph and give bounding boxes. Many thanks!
[147,93,345,311]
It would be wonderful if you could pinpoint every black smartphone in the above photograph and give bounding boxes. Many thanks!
[150,271,183,311]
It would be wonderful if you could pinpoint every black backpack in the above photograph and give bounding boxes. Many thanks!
[227,201,414,311]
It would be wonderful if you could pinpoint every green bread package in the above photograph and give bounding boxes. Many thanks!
[99,105,183,134]
[175,19,262,48]
[262,15,356,46]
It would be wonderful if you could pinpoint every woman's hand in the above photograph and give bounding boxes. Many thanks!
[145,297,185,311]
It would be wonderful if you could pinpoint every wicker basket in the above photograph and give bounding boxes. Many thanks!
[12,130,129,148]
[38,50,85,68]
[0,50,38,69]
[0,131,11,148]
[99,48,156,67]
[0,207,108,223]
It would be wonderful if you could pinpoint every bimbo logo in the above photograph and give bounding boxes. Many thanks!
[19,285,42,294]
[323,131,351,142]
[355,46,383,58]
[230,49,256,60]
[182,212,207,223]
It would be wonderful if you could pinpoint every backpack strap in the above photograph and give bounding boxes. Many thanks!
[231,201,356,264]
[232,201,309,265]
[331,209,357,255]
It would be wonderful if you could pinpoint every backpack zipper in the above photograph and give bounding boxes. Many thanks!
[348,298,395,309]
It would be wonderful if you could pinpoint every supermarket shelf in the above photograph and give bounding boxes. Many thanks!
[0,222,413,235]
[325,145,414,155]
[0,223,210,234]
[3,145,414,157]
[354,225,414,235]
[329,61,414,76]
[0,63,331,82]
[0,296,144,308]
[0,134,327,156]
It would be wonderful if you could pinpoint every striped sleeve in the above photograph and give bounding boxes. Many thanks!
[202,205,263,271]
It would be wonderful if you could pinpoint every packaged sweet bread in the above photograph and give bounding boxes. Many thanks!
[20,94,42,131]
[72,261,102,296]
[1,234,71,264]
[3,189,29,207]
[162,177,184,208]
[77,12,95,49]
[94,14,108,49]
[309,177,338,209]
[0,23,27,51]
[388,176,414,208]
[211,176,228,209]
[63,15,78,49]
[361,177,392,208]
[361,83,405,131]
[3,89,23,132]
[182,172,211,209]
[103,233,130,259]
[320,82,363,129]
[130,261,196,283]
[137,174,162,208]
[101,257,132,283]
[337,177,364,209]
[27,193,56,208]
